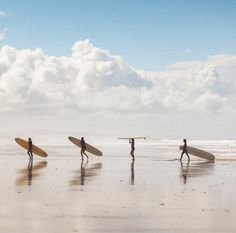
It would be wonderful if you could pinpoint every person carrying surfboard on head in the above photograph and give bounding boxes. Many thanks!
[80,137,88,160]
[27,138,33,159]
[129,138,135,160]
[180,139,190,161]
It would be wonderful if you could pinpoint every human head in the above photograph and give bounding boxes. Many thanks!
[183,139,186,143]
[81,137,84,140]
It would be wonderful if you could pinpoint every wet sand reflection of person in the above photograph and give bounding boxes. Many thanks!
[180,161,190,184]
[130,160,135,185]
[28,159,33,186]
[70,162,102,187]
[27,137,33,159]
[80,137,88,160]
[80,160,88,185]
[179,160,215,185]
[15,161,47,186]
[129,138,135,160]
[180,139,190,161]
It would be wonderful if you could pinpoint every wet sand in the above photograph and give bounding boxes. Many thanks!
[1,143,236,232]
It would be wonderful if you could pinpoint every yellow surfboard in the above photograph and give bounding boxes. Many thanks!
[15,138,48,157]
[68,136,103,156]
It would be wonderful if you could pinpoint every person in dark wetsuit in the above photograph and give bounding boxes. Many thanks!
[129,138,135,160]
[80,137,88,160]
[180,139,190,161]
[27,137,33,159]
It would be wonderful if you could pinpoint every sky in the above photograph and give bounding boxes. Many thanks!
[1,0,236,70]
[0,0,236,140]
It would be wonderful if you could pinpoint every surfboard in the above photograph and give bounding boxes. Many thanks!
[179,145,215,160]
[15,138,48,157]
[68,136,103,156]
[118,137,147,140]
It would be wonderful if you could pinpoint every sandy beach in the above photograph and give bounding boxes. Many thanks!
[0,140,236,232]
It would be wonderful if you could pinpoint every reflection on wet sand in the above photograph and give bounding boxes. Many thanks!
[129,160,135,185]
[180,160,215,184]
[70,161,102,186]
[15,160,47,186]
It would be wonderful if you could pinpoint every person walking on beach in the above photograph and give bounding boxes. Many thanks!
[80,137,88,160]
[129,138,135,160]
[27,137,33,159]
[180,139,190,161]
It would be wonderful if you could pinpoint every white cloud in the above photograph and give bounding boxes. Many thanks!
[0,28,7,41]
[0,39,236,120]
[0,11,7,41]
[0,11,7,18]
[181,49,191,55]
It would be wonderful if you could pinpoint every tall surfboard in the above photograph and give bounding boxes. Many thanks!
[68,136,103,156]
[179,145,215,161]
[15,138,48,157]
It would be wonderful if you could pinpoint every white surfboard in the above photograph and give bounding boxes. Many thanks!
[179,145,215,161]
[118,137,147,140]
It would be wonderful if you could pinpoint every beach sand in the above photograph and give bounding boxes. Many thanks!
[1,141,236,232]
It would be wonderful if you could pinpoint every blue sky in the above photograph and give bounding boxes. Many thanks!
[1,0,236,70]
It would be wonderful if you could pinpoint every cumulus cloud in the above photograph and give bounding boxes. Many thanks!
[0,39,236,117]
[146,56,236,113]
[0,40,152,114]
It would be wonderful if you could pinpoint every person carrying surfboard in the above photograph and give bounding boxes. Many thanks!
[180,139,190,161]
[129,138,135,160]
[27,138,33,159]
[80,137,89,160]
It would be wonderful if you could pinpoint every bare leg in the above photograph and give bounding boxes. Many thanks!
[180,151,184,161]
[81,149,88,160]
[83,151,88,160]
[186,152,190,161]
[80,149,84,160]
[28,151,33,160]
